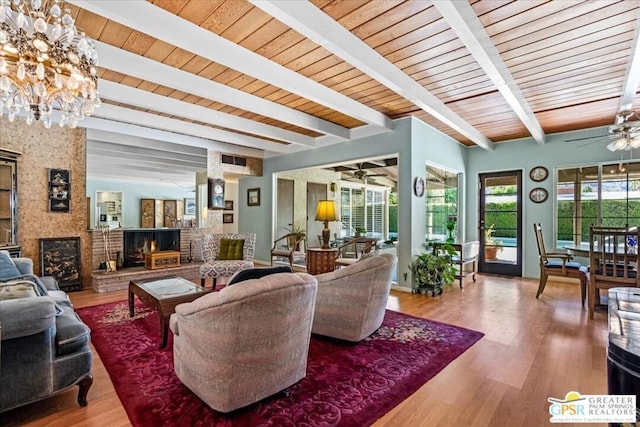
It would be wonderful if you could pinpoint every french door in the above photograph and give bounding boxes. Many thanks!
[478,170,523,276]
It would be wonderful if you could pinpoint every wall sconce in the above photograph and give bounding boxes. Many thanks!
[330,182,336,192]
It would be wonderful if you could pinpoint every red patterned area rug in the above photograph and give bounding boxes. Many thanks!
[77,301,483,427]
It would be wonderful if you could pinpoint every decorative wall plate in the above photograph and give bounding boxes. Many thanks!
[529,187,548,203]
[530,166,549,182]
[414,177,425,197]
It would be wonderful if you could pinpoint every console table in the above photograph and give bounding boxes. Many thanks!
[306,248,338,275]
[433,241,479,288]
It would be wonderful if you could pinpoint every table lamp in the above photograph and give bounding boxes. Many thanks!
[315,200,337,249]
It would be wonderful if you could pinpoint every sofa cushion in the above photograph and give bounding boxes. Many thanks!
[218,239,245,260]
[0,280,39,300]
[0,250,21,280]
[55,301,91,356]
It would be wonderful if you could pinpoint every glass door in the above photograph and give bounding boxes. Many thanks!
[478,170,523,276]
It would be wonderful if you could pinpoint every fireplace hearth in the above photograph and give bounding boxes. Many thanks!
[123,229,180,268]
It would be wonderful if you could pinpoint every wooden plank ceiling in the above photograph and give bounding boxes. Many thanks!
[65,0,640,184]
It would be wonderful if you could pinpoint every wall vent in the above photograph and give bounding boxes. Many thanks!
[221,155,247,167]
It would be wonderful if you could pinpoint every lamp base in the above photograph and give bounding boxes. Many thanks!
[321,222,331,249]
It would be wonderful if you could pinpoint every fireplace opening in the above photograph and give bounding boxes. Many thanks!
[123,229,180,268]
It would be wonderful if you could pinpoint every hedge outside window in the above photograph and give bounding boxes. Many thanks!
[556,162,640,247]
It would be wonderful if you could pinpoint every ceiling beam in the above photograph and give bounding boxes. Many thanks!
[94,41,349,141]
[617,6,640,118]
[432,1,545,145]
[86,129,207,157]
[82,119,264,159]
[99,80,316,147]
[251,0,493,150]
[71,0,394,131]
[92,103,290,153]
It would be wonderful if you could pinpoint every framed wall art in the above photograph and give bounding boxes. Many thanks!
[223,213,234,224]
[184,198,196,215]
[529,166,549,182]
[224,200,234,210]
[48,168,70,212]
[247,188,260,206]
[40,237,81,292]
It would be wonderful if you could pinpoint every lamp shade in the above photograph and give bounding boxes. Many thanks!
[315,200,337,222]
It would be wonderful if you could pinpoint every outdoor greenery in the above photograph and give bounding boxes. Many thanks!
[557,199,640,241]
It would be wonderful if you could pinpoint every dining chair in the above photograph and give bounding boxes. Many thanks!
[533,223,587,306]
[588,225,640,319]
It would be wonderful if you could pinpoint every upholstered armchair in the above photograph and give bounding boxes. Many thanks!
[0,252,93,413]
[199,233,256,288]
[312,253,397,342]
[170,271,318,413]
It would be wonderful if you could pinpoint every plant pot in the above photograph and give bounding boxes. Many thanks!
[485,247,498,260]
[414,280,443,297]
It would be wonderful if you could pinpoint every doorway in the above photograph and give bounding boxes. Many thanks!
[478,170,522,276]
[306,182,327,248]
[276,178,294,237]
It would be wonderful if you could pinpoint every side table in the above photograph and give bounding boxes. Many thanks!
[306,248,338,274]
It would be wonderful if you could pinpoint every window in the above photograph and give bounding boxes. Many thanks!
[556,161,640,246]
[425,165,459,240]
[340,185,387,239]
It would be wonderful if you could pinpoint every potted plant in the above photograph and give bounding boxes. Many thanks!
[355,226,367,237]
[411,243,458,297]
[484,224,503,260]
[283,225,305,250]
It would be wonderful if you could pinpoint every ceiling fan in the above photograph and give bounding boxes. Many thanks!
[345,163,387,182]
[565,111,640,151]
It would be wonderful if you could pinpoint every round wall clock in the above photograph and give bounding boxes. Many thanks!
[530,166,549,182]
[529,187,548,203]
[414,177,425,197]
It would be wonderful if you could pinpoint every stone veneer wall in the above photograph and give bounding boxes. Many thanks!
[0,119,89,287]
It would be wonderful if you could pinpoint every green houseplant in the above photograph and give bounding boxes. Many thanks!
[411,242,458,297]
[283,224,305,250]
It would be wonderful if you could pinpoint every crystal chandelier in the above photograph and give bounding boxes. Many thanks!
[0,0,100,128]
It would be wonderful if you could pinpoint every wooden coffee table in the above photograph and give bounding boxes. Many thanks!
[128,276,209,348]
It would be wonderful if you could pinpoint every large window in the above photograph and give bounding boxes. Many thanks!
[557,161,640,246]
[340,184,387,239]
[425,165,459,240]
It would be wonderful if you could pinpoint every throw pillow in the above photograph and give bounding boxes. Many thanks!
[218,239,245,260]
[0,250,21,280]
[0,280,39,300]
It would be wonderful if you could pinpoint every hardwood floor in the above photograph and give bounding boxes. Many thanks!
[1,274,608,426]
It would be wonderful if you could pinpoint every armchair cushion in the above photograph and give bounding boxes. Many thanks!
[218,239,245,260]
[0,250,21,280]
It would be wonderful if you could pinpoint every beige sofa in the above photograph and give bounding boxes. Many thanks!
[170,272,317,413]
[312,253,397,342]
